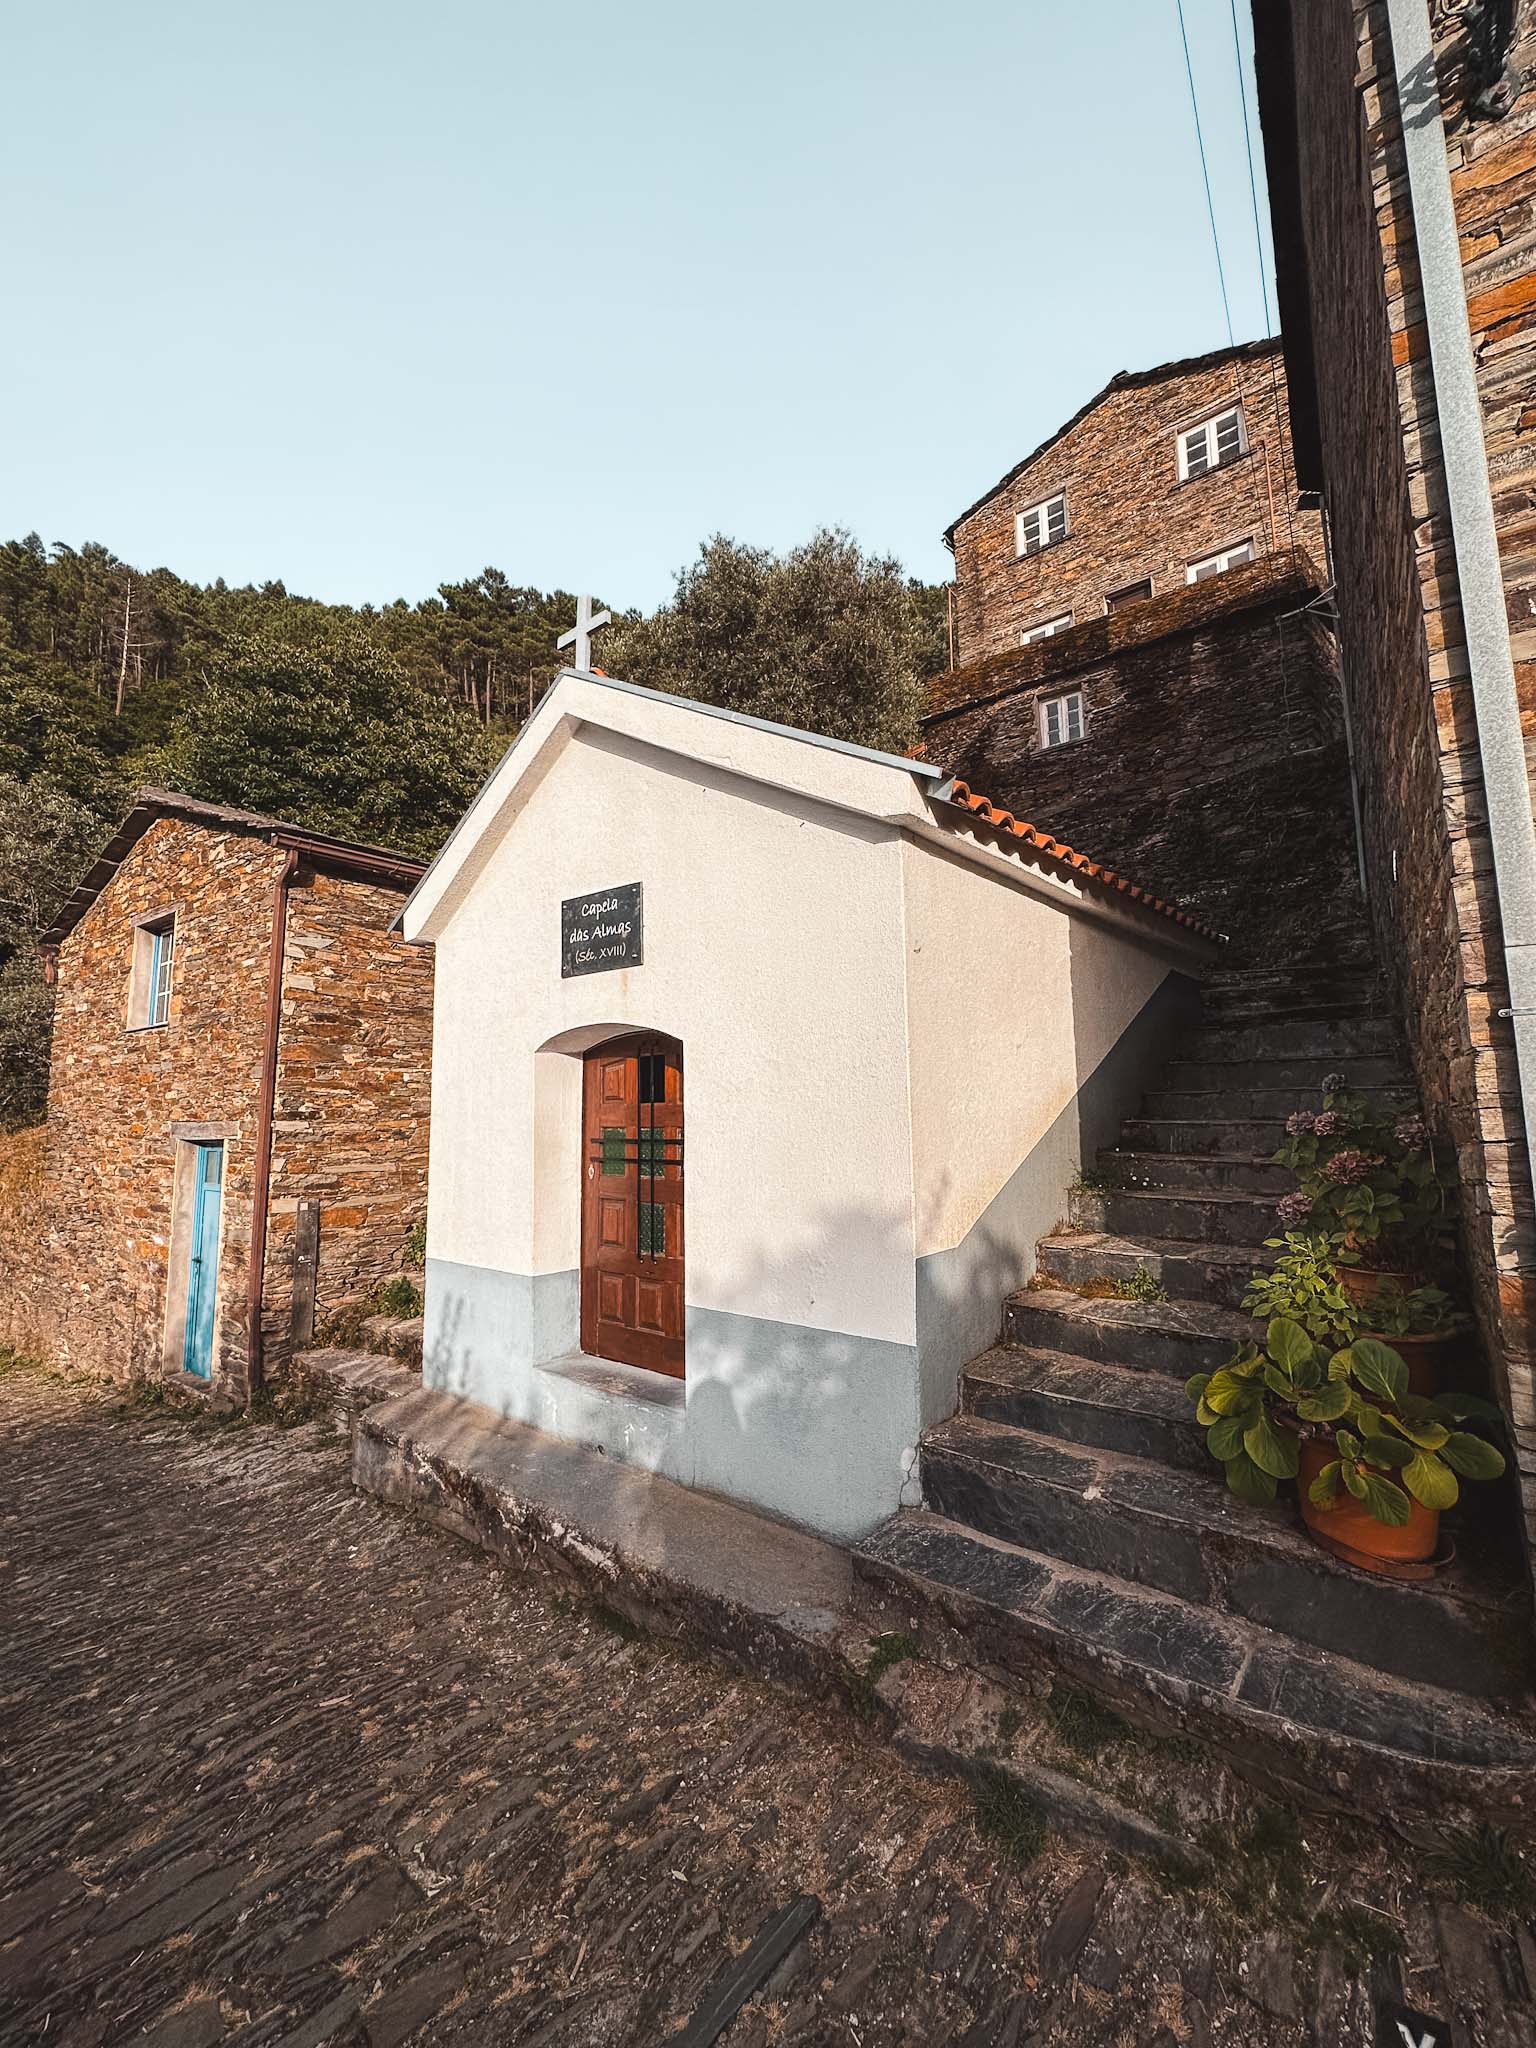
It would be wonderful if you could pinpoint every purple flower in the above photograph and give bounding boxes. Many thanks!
[1313,1110,1345,1138]
[1394,1114,1427,1150]
[1324,1148,1380,1187]
[1285,1110,1317,1136]
[1276,1190,1314,1226]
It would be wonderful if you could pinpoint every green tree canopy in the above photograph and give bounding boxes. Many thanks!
[603,530,945,757]
[149,632,498,859]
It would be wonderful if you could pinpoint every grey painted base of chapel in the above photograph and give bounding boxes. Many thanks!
[422,1256,922,1540]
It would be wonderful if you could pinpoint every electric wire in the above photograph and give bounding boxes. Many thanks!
[1229,0,1275,334]
[1176,0,1236,349]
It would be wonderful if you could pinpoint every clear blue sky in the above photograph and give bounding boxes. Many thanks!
[3,1,1275,612]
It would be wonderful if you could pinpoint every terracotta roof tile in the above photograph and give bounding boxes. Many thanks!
[938,779,1226,945]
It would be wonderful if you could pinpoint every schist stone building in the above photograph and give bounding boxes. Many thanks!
[6,792,431,1399]
[931,340,1360,963]
[399,670,1216,1539]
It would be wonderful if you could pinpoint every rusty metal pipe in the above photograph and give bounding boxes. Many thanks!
[246,847,299,1401]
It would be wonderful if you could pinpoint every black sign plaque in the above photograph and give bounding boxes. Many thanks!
[561,882,643,978]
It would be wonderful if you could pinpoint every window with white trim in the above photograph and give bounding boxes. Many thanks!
[1186,539,1255,583]
[1177,406,1247,479]
[1039,691,1085,749]
[1021,611,1073,644]
[1015,492,1067,556]
[130,914,176,1029]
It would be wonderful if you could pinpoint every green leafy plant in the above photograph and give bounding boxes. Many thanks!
[404,1218,427,1269]
[1242,1234,1359,1343]
[1356,1279,1465,1340]
[1187,1318,1505,1521]
[1272,1083,1449,1270]
[1111,1264,1168,1304]
[376,1274,423,1319]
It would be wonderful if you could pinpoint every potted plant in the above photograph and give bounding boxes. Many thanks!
[1243,1230,1463,1395]
[1272,1082,1449,1311]
[1186,1318,1504,1574]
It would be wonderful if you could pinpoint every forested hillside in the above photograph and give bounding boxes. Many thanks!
[1,529,947,1126]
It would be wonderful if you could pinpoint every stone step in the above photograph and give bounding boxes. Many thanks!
[1095,1185,1280,1247]
[1120,1114,1288,1156]
[853,1511,1536,1777]
[917,1415,1521,1699]
[1098,1148,1291,1195]
[963,1347,1211,1473]
[1159,1053,1406,1095]
[1002,1287,1249,1376]
[1184,1016,1401,1063]
[1141,1084,1414,1121]
[1035,1231,1268,1310]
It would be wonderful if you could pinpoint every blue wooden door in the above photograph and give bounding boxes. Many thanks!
[183,1143,224,1379]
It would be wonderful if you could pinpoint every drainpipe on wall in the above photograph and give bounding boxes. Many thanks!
[246,847,300,1402]
[1382,0,1536,1318]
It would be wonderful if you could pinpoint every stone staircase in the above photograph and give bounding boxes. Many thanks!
[856,971,1536,1802]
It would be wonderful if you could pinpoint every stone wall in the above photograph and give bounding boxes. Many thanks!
[13,815,432,1399]
[922,551,1361,962]
[1265,0,1536,1556]
[0,1124,51,1357]
[262,871,434,1374]
[948,341,1324,665]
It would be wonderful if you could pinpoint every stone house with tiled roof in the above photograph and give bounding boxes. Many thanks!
[2,791,432,1402]
[945,338,1324,666]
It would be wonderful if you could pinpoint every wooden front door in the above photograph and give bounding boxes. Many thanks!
[580,1034,684,1377]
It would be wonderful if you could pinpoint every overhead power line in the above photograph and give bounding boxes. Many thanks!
[1175,0,1235,350]
[1229,0,1275,334]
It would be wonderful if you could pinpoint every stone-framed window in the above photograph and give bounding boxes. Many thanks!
[1021,610,1073,645]
[1105,578,1153,612]
[1038,690,1085,750]
[1177,406,1247,479]
[1015,492,1068,557]
[1186,539,1255,583]
[129,914,176,1030]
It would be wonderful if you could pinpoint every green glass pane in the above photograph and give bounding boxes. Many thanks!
[639,1202,666,1257]
[638,1128,668,1176]
[601,1126,626,1176]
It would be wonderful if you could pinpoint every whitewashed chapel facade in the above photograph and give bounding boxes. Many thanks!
[400,670,1215,1539]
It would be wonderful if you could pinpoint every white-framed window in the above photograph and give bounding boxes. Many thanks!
[1039,690,1085,750]
[1021,611,1073,644]
[1177,406,1247,480]
[1186,539,1256,583]
[1015,492,1068,557]
[129,914,176,1029]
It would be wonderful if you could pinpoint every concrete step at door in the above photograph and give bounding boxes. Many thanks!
[853,1511,1536,1773]
[1034,1230,1269,1310]
[1001,1286,1251,1376]
[917,1416,1521,1700]
[962,1346,1213,1473]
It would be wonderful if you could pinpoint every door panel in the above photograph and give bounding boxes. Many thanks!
[183,1143,224,1379]
[580,1035,684,1377]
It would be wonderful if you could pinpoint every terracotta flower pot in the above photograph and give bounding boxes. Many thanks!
[1355,1328,1454,1397]
[1297,1438,1440,1570]
[1336,1265,1420,1308]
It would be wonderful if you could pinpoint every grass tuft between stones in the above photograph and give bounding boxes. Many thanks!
[969,1764,1048,1865]
[864,1630,921,1687]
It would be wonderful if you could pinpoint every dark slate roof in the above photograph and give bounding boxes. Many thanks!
[941,336,1288,546]
[39,789,426,948]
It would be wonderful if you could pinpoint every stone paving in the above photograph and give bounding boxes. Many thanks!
[3,1364,1534,2047]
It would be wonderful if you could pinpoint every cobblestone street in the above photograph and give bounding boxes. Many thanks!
[2,1364,1531,2048]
